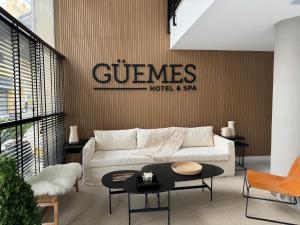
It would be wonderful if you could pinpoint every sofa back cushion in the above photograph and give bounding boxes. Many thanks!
[136,128,170,149]
[181,126,214,147]
[94,129,137,151]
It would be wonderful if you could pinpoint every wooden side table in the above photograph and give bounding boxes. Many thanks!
[220,135,249,170]
[64,140,87,164]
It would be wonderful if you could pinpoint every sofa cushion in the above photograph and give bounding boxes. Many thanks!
[94,129,137,151]
[136,127,171,149]
[90,146,229,168]
[171,146,229,162]
[90,149,154,167]
[181,126,214,147]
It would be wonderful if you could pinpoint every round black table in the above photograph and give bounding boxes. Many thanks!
[101,170,139,214]
[142,163,224,201]
[124,172,174,225]
[101,170,139,189]
[101,163,224,225]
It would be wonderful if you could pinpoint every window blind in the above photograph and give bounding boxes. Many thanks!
[0,8,64,180]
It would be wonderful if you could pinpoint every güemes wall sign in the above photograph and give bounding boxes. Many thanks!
[92,59,197,92]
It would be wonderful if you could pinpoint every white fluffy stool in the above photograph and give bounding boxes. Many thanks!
[29,163,82,225]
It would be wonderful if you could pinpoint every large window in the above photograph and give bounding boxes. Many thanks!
[0,7,64,180]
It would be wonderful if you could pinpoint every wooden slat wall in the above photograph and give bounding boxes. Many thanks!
[57,0,274,156]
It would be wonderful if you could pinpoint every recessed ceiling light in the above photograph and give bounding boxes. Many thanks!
[290,0,300,5]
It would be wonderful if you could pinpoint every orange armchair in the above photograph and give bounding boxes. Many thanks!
[243,156,300,224]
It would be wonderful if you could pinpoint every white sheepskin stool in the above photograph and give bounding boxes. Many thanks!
[29,163,82,225]
[30,163,82,196]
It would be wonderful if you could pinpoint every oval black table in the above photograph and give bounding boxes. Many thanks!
[102,170,174,225]
[124,172,174,225]
[101,170,139,214]
[142,163,224,201]
[101,163,224,225]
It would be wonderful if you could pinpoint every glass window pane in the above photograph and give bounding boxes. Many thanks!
[0,0,55,47]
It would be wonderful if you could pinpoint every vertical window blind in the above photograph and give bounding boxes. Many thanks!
[0,8,64,180]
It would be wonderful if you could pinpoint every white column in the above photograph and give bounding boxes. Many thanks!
[271,16,300,176]
[33,0,55,47]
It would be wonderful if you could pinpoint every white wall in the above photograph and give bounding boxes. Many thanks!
[271,16,300,176]
[33,0,55,47]
[170,0,215,48]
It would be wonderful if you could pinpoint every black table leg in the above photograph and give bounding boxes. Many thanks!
[128,193,131,225]
[242,144,245,167]
[145,193,150,208]
[210,177,213,201]
[109,188,112,214]
[168,191,170,225]
[157,193,160,208]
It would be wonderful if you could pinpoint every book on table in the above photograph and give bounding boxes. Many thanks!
[112,172,135,182]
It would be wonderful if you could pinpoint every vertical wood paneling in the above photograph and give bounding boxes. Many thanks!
[57,0,274,156]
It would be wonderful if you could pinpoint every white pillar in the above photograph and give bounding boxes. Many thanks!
[271,16,300,176]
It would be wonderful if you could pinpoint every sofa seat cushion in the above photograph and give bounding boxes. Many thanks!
[90,146,230,168]
[171,146,229,162]
[90,149,154,167]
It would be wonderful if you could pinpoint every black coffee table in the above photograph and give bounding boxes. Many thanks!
[125,172,174,225]
[102,170,139,214]
[142,163,224,201]
[101,170,174,225]
[101,163,224,225]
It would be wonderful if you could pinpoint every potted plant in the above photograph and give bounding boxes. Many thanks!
[0,154,41,225]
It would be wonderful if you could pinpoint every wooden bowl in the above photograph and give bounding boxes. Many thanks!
[171,162,202,175]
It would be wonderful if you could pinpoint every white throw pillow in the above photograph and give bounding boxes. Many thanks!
[181,126,214,147]
[136,128,171,149]
[94,129,137,150]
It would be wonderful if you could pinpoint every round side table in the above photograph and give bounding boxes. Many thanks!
[101,170,139,214]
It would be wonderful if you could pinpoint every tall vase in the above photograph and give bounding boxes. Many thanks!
[228,121,235,136]
[69,126,79,144]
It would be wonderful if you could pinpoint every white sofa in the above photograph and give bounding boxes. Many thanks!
[83,127,235,185]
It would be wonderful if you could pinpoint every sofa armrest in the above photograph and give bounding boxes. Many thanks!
[213,134,235,159]
[82,137,95,168]
[213,135,235,176]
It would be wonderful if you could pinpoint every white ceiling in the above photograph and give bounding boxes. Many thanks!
[170,0,300,51]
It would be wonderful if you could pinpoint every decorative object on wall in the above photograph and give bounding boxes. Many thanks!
[228,121,236,136]
[92,61,197,92]
[221,127,232,137]
[69,126,79,144]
